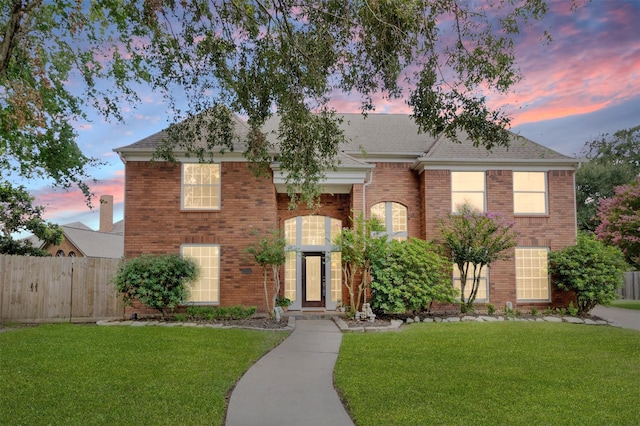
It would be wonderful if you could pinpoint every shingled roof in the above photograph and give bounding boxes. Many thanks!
[116,113,576,165]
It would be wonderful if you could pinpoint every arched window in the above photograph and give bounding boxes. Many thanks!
[371,202,408,241]
[56,250,65,257]
[68,251,76,257]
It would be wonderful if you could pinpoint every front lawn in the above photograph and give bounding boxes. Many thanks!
[610,300,640,310]
[0,324,287,425]
[335,322,640,426]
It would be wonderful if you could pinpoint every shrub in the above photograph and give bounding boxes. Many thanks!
[549,233,628,315]
[184,305,256,320]
[114,254,198,318]
[487,304,496,315]
[370,238,457,314]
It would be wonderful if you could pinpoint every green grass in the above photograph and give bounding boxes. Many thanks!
[0,324,287,426]
[610,300,640,310]
[335,322,640,426]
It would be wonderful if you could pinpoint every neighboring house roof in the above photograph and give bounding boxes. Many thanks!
[25,222,124,259]
[110,220,124,236]
[61,225,123,258]
[115,113,578,168]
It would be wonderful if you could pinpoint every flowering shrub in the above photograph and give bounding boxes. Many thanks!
[440,204,518,313]
[595,178,640,269]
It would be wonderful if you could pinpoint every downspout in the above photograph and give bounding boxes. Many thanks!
[362,168,373,218]
[361,168,373,308]
[573,161,582,243]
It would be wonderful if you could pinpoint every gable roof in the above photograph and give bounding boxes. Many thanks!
[25,221,124,259]
[60,225,123,258]
[115,112,577,166]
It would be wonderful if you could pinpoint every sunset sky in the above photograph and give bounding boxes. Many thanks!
[24,0,640,231]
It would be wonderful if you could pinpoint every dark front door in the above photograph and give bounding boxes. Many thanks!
[302,252,325,308]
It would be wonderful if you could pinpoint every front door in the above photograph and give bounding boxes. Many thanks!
[302,252,325,308]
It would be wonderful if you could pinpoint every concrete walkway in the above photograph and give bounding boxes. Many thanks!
[225,320,354,426]
[591,305,640,331]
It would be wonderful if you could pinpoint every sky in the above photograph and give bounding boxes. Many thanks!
[22,0,640,232]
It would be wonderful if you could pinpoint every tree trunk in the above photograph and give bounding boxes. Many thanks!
[263,268,272,316]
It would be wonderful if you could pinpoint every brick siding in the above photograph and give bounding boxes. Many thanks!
[123,160,577,315]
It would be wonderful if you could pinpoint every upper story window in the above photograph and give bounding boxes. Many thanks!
[451,171,485,212]
[371,202,408,241]
[513,172,547,215]
[182,163,221,210]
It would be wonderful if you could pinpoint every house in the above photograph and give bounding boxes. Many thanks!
[114,113,578,314]
[31,195,124,259]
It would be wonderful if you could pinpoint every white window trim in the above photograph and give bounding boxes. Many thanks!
[515,247,551,302]
[181,244,221,305]
[181,163,221,211]
[513,171,548,215]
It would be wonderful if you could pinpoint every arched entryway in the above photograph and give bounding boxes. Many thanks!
[283,216,342,311]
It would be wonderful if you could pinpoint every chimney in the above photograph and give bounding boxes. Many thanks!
[99,195,114,233]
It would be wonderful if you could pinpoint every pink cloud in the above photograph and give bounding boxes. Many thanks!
[33,176,125,222]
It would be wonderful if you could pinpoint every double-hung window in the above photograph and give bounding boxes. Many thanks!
[371,202,408,241]
[513,172,547,215]
[451,171,485,212]
[182,163,221,210]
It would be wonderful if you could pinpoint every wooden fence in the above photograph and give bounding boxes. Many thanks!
[0,255,124,323]
[619,271,640,300]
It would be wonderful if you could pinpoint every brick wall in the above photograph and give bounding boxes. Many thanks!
[123,160,577,314]
[124,161,280,314]
[45,238,82,258]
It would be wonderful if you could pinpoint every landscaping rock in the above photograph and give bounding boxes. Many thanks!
[563,317,584,324]
[390,319,403,328]
[479,316,498,322]
[543,316,562,322]
[406,318,414,324]
[583,319,598,325]
[414,316,421,323]
[461,316,477,322]
[446,317,460,322]
[422,318,434,323]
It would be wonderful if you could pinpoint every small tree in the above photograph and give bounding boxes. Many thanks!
[440,204,518,313]
[244,228,287,315]
[370,238,457,314]
[595,178,640,269]
[0,183,63,256]
[114,254,198,318]
[333,213,386,314]
[549,233,628,315]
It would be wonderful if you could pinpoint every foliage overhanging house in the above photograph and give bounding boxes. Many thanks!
[114,114,578,314]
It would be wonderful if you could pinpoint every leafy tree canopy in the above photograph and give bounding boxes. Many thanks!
[0,183,63,255]
[2,0,566,207]
[576,125,640,231]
